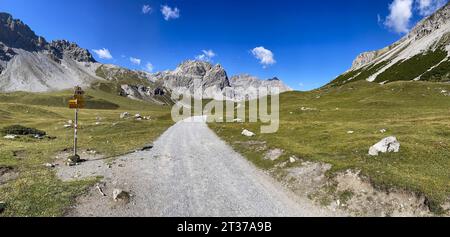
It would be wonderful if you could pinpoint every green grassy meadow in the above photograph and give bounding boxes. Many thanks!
[210,80,450,213]
[0,89,173,216]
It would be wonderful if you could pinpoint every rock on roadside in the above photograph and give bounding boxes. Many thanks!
[113,189,130,202]
[369,136,400,156]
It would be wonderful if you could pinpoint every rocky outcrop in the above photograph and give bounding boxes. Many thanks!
[0,12,47,51]
[408,2,450,41]
[0,13,101,92]
[230,74,292,92]
[368,136,401,156]
[351,51,378,70]
[329,2,450,86]
[48,40,96,63]
[152,60,231,98]
[151,61,292,101]
[119,84,169,105]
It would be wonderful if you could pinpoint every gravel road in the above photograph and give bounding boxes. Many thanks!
[64,116,334,217]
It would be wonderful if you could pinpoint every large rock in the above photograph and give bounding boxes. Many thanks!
[369,136,400,156]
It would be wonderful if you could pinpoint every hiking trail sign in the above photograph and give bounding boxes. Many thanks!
[68,86,85,164]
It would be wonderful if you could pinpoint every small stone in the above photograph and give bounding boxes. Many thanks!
[34,134,44,139]
[380,129,387,133]
[113,189,130,202]
[68,155,81,163]
[241,129,255,137]
[3,135,17,140]
[120,112,130,119]
[347,131,354,134]
[44,163,55,168]
[289,156,297,163]
[142,144,154,151]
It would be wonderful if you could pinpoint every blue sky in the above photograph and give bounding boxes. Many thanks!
[0,0,447,90]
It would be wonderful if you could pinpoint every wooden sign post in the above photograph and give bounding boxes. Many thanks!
[68,86,85,164]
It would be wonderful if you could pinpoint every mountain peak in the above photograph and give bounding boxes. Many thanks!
[0,12,47,51]
[329,2,450,87]
[49,40,96,63]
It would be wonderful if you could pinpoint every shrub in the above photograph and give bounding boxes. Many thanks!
[1,125,46,136]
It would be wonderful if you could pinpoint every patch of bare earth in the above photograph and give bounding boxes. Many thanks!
[274,160,448,217]
[0,166,19,185]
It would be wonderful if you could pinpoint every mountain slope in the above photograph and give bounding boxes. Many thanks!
[328,2,450,87]
[0,13,102,92]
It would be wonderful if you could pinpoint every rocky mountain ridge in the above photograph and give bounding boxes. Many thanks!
[331,2,450,86]
[0,12,292,101]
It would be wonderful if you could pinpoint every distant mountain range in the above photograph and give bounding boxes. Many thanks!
[328,2,450,87]
[0,12,292,102]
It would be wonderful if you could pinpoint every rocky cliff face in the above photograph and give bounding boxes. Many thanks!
[328,2,450,87]
[48,40,96,63]
[0,13,47,51]
[0,12,101,92]
[152,60,230,98]
[151,61,292,100]
[230,74,292,92]
[351,51,379,70]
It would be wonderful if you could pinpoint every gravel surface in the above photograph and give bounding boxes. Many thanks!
[63,116,335,217]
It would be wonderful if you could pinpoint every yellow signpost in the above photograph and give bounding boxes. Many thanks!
[68,86,85,164]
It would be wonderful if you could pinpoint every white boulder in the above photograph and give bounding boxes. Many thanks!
[289,156,298,163]
[242,129,255,137]
[369,136,400,156]
[120,112,130,119]
[3,135,17,140]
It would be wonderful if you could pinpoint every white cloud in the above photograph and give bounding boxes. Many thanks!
[145,62,154,72]
[130,57,141,65]
[142,5,152,14]
[161,5,180,21]
[251,46,276,68]
[93,48,113,60]
[417,0,447,16]
[384,0,414,34]
[195,49,216,61]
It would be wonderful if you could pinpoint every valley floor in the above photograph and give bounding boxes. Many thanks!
[63,117,335,217]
